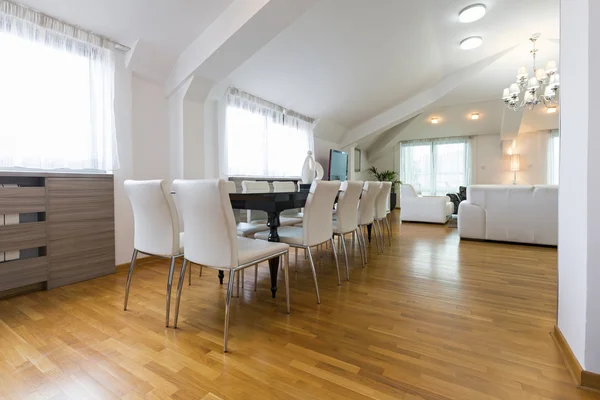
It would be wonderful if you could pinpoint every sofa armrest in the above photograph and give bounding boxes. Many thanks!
[458,202,485,239]
[401,196,451,223]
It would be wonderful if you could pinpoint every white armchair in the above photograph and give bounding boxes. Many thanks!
[400,184,454,224]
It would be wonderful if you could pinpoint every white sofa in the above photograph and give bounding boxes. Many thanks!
[458,185,558,246]
[400,184,454,224]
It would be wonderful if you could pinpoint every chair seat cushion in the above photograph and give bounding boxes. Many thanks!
[254,226,304,246]
[280,217,303,226]
[236,222,269,237]
[237,237,289,266]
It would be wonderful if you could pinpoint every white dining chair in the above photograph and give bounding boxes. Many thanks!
[172,179,290,352]
[123,180,184,327]
[332,180,363,280]
[240,180,298,226]
[273,181,303,221]
[374,182,393,249]
[356,181,381,266]
[255,180,341,304]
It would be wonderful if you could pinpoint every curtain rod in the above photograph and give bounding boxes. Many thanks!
[0,0,130,52]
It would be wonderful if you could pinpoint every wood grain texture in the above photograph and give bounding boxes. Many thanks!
[0,257,48,291]
[0,187,46,214]
[47,176,115,290]
[0,222,46,252]
[0,213,597,399]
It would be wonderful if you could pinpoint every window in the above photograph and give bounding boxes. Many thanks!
[547,131,560,184]
[0,4,118,171]
[226,88,313,177]
[400,138,471,195]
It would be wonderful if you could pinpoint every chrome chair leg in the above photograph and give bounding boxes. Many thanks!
[242,269,245,289]
[199,264,203,277]
[173,259,188,329]
[355,228,365,268]
[165,256,177,327]
[188,261,192,286]
[306,247,321,304]
[330,238,341,286]
[385,217,392,246]
[224,269,236,352]
[284,252,291,314]
[341,235,350,280]
[360,226,368,264]
[124,249,138,311]
[236,271,240,298]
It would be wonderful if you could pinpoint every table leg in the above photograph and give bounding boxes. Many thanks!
[267,211,281,298]
[218,270,224,285]
[367,224,372,243]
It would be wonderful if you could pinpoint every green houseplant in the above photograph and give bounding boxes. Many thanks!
[367,167,401,210]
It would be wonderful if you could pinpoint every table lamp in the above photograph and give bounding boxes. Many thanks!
[510,154,520,185]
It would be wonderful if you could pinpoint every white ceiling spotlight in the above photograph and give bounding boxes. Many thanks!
[459,4,487,23]
[460,36,483,50]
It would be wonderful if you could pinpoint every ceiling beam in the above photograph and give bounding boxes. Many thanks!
[165,0,319,97]
[339,47,517,149]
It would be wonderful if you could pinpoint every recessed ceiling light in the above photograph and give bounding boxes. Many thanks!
[431,117,439,124]
[460,36,483,50]
[547,106,557,114]
[459,4,487,23]
[471,113,480,120]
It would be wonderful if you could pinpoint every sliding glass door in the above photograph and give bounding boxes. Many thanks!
[400,138,470,196]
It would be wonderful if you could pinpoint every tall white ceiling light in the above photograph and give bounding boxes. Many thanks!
[502,34,560,112]
[459,4,487,23]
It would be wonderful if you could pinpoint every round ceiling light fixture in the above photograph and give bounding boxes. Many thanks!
[460,36,483,50]
[459,4,486,23]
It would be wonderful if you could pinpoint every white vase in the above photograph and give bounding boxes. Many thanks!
[315,162,324,181]
[301,151,315,184]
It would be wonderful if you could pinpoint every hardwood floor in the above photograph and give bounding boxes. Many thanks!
[0,212,596,399]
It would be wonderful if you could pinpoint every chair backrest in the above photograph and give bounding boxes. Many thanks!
[242,181,269,222]
[336,181,363,234]
[401,184,418,198]
[302,180,340,246]
[224,181,240,223]
[242,181,270,193]
[357,181,380,226]
[124,180,180,256]
[224,180,236,194]
[173,179,238,269]
[273,181,296,193]
[374,182,392,219]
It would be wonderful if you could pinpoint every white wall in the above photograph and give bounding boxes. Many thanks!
[558,0,599,374]
[474,132,550,185]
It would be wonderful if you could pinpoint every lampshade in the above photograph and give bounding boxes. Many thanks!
[535,68,546,81]
[549,73,560,89]
[546,61,558,74]
[524,91,535,103]
[502,87,511,100]
[510,154,520,172]
[509,83,520,96]
[527,77,540,91]
[544,85,554,98]
[517,66,528,80]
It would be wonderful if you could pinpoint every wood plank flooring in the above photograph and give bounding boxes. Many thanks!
[0,212,597,399]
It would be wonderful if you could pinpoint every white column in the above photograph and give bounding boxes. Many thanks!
[558,0,600,373]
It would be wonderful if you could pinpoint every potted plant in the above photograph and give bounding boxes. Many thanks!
[367,167,401,210]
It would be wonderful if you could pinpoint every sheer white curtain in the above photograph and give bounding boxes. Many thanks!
[0,1,118,171]
[226,87,314,177]
[547,130,560,184]
[400,137,471,195]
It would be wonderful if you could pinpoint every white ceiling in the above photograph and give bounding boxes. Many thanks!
[228,0,560,129]
[15,0,234,81]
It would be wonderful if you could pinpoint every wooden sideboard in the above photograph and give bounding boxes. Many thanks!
[0,172,115,297]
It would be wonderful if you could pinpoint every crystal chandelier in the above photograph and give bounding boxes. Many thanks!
[502,34,560,111]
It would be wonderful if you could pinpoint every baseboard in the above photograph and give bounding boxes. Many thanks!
[115,255,163,273]
[552,325,600,391]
